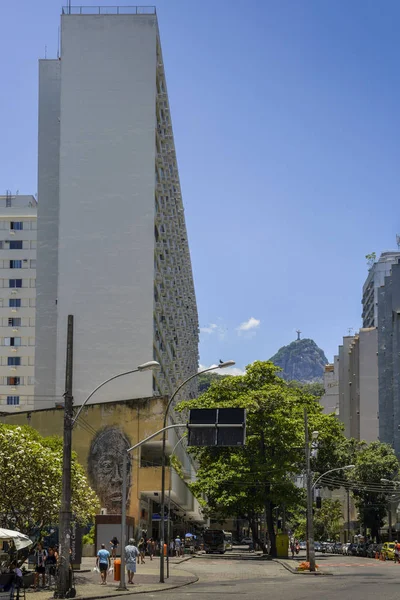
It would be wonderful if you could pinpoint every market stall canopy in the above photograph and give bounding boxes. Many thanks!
[0,528,32,550]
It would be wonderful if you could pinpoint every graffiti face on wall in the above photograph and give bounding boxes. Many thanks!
[87,426,132,514]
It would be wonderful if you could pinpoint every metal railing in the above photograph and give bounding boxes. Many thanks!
[62,6,156,15]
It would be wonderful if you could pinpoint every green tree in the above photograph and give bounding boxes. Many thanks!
[349,441,398,541]
[286,381,325,399]
[178,361,348,557]
[365,252,377,268]
[313,499,343,541]
[0,424,99,536]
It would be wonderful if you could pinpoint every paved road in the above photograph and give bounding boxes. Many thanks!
[85,552,400,600]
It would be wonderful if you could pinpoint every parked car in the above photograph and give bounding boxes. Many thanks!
[349,543,358,556]
[299,541,307,551]
[366,543,378,558]
[356,544,367,557]
[314,542,322,552]
[382,542,396,560]
[240,537,253,545]
[334,543,343,554]
[342,543,350,555]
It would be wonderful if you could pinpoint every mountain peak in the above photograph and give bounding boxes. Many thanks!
[269,338,328,383]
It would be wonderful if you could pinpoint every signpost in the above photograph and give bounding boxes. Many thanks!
[188,408,246,447]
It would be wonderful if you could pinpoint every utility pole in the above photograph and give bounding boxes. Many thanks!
[57,315,74,598]
[304,408,316,572]
[389,501,393,541]
[347,487,351,543]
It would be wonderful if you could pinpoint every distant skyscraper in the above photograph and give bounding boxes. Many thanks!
[0,193,37,412]
[362,251,400,327]
[35,7,199,409]
[377,263,400,456]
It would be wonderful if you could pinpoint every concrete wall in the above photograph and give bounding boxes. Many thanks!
[54,15,158,406]
[320,357,339,415]
[35,60,61,407]
[359,328,379,442]
[1,396,204,528]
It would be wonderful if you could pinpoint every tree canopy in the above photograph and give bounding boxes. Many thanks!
[0,424,99,537]
[179,361,348,556]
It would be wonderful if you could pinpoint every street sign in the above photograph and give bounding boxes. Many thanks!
[188,408,246,447]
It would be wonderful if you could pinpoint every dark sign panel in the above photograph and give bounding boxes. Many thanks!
[188,408,246,447]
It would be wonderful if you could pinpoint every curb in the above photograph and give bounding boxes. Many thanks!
[273,559,332,576]
[70,576,199,599]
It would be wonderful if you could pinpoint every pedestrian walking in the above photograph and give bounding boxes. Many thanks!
[395,540,400,563]
[34,543,47,589]
[290,541,295,559]
[174,536,181,557]
[110,536,119,560]
[146,537,154,561]
[169,539,175,557]
[45,547,57,587]
[96,543,111,585]
[138,538,146,564]
[125,538,140,585]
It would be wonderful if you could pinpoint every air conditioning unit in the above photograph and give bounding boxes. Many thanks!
[100,508,108,515]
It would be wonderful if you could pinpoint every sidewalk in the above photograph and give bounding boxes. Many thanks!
[23,557,197,599]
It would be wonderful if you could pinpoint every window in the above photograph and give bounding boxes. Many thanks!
[9,260,22,269]
[9,241,22,250]
[7,396,19,405]
[9,299,21,307]
[8,318,21,327]
[8,357,20,366]
[7,377,20,386]
[4,337,21,346]
[0,242,3,249]
[10,222,23,231]
[9,279,22,288]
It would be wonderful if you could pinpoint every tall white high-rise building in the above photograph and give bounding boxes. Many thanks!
[362,251,400,327]
[0,192,37,412]
[35,7,199,409]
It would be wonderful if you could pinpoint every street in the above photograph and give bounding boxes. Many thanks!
[158,553,400,600]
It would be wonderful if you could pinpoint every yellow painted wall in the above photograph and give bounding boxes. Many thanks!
[2,396,171,523]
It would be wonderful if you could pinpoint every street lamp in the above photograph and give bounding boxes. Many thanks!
[159,360,235,583]
[166,435,186,578]
[72,360,160,425]
[57,356,160,598]
[312,465,355,490]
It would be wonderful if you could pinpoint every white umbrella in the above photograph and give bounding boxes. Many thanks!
[0,528,33,550]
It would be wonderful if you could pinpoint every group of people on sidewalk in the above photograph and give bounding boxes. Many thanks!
[96,536,155,586]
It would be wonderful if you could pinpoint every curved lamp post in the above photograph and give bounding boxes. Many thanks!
[312,465,355,490]
[159,360,235,582]
[72,360,161,425]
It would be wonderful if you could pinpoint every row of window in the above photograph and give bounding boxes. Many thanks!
[2,279,36,288]
[7,396,19,405]
[0,220,36,231]
[3,377,35,386]
[0,241,36,249]
[2,317,35,327]
[3,337,35,346]
[0,260,37,269]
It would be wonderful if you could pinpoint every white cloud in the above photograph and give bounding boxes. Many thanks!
[237,317,261,335]
[198,364,245,377]
[200,323,218,335]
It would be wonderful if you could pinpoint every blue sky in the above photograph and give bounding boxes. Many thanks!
[1,0,400,375]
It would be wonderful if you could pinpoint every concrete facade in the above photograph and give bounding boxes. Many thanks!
[330,331,378,442]
[362,251,400,328]
[377,263,400,456]
[35,9,199,409]
[320,358,339,415]
[0,193,37,412]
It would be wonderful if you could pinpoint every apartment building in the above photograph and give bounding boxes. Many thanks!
[35,7,199,410]
[362,251,400,328]
[0,192,37,411]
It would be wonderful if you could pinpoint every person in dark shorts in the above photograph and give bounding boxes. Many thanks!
[96,544,111,585]
[110,536,119,559]
[34,543,47,589]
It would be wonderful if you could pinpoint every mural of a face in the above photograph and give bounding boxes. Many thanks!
[87,426,132,514]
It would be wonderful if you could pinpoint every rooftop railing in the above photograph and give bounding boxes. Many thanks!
[62,6,156,15]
